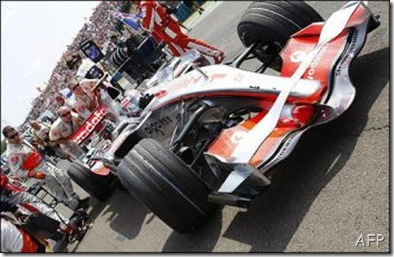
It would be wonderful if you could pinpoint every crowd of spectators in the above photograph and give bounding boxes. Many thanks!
[22,1,186,130]
[23,1,127,127]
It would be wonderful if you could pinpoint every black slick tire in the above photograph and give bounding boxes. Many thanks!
[67,162,114,201]
[237,1,323,66]
[117,138,216,233]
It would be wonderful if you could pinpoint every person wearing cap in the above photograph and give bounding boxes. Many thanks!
[67,78,104,120]
[2,126,88,211]
[49,107,85,160]
[68,79,98,112]
[70,77,123,127]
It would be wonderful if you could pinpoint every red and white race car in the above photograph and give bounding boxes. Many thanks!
[66,1,380,233]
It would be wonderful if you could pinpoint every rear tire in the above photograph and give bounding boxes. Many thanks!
[67,162,114,201]
[117,138,216,233]
[237,1,323,68]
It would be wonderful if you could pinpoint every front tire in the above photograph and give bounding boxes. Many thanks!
[237,1,323,68]
[67,162,114,201]
[117,138,216,233]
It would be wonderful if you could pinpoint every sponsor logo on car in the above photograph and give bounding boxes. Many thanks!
[72,105,109,144]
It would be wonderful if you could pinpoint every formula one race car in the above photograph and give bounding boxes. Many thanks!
[66,49,207,201]
[67,1,380,233]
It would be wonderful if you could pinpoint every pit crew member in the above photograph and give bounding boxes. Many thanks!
[138,0,225,64]
[2,126,88,211]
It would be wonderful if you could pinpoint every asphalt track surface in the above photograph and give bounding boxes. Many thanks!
[60,1,389,253]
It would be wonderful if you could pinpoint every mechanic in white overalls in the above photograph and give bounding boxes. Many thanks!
[67,79,98,119]
[1,173,90,251]
[29,120,65,159]
[2,126,88,211]
[68,78,122,124]
[49,106,86,160]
